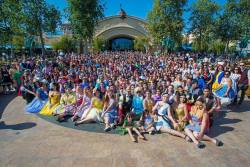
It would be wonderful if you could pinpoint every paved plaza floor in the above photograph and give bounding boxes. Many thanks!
[0,95,250,167]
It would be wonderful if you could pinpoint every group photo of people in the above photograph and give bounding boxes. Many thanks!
[1,51,250,148]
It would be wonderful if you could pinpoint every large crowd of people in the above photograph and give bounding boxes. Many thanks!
[1,51,250,148]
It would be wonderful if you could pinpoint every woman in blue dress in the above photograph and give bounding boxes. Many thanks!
[25,81,48,113]
[152,93,191,141]
[131,87,144,120]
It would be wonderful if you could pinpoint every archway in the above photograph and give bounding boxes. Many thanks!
[95,15,148,51]
[107,35,135,51]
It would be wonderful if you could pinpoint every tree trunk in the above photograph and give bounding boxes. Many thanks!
[78,40,83,54]
[224,40,229,54]
[39,29,45,56]
[10,43,14,59]
[199,30,202,52]
[83,38,88,54]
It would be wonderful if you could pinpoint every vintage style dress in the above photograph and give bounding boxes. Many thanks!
[54,92,76,115]
[25,88,48,113]
[40,91,60,116]
[174,106,187,131]
[83,97,103,122]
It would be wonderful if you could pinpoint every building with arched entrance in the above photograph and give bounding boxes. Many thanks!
[94,11,148,50]
[59,10,148,51]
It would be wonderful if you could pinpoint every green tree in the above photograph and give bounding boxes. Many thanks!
[67,0,104,54]
[51,36,76,53]
[189,0,220,52]
[147,0,186,48]
[213,0,240,53]
[0,0,24,54]
[22,0,61,56]
[238,0,250,39]
[93,37,106,52]
[134,37,149,52]
[208,39,225,54]
[12,35,25,50]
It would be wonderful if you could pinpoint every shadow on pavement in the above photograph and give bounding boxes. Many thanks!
[209,111,241,137]
[228,101,250,113]
[0,94,17,119]
[0,121,37,130]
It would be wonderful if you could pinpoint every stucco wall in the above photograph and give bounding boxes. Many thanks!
[95,15,148,40]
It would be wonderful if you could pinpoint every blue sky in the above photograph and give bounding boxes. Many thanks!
[46,0,227,28]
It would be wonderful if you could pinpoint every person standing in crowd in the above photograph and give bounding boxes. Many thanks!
[213,71,236,105]
[236,62,250,105]
[190,79,203,103]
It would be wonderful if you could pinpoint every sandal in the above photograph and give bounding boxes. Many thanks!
[104,126,111,132]
[215,139,223,147]
[196,142,206,149]
[74,122,80,126]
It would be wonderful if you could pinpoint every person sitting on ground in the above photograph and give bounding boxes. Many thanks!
[139,109,155,135]
[75,88,103,125]
[171,94,189,132]
[123,113,146,143]
[153,93,191,142]
[72,87,91,122]
[184,99,223,149]
[117,86,133,125]
[102,91,117,132]
[40,83,61,116]
[198,87,221,127]
[25,80,48,113]
[55,84,77,122]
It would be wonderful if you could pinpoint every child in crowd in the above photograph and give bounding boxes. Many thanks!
[123,113,146,142]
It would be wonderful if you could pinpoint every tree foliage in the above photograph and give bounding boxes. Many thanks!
[0,0,24,45]
[189,0,219,52]
[134,37,149,52]
[67,0,104,53]
[22,0,61,55]
[147,0,186,46]
[51,36,76,53]
[92,37,106,52]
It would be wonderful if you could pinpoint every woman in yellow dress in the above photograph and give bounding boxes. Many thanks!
[172,94,189,132]
[143,91,154,113]
[75,88,104,125]
[40,83,61,116]
[55,84,76,122]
